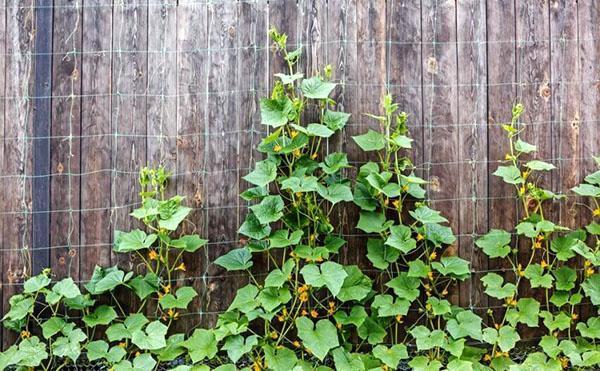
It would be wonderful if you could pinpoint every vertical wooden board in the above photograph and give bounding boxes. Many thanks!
[51,0,82,280]
[577,1,600,320]
[352,0,386,270]
[176,0,207,328]
[0,0,7,345]
[2,0,35,348]
[515,1,551,330]
[80,0,112,281]
[387,0,423,173]
[147,0,178,177]
[302,0,326,78]
[421,0,459,305]
[486,0,517,313]
[267,1,302,84]
[456,0,488,310]
[325,0,357,266]
[203,2,240,327]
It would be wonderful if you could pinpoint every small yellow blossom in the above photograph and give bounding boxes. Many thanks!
[149,250,159,261]
[483,354,492,362]
[571,313,579,321]
[162,284,171,294]
[505,154,513,161]
[20,330,30,339]
[299,292,309,302]
[175,262,186,272]
[392,200,401,209]
[427,271,434,281]
[594,208,600,217]
[118,342,127,348]
[293,148,301,158]
[533,241,542,249]
[310,309,319,318]
[540,260,548,269]
[416,233,424,241]
[586,267,595,277]
[311,153,318,160]
[270,331,278,339]
[395,314,403,323]
[429,251,437,260]
[273,144,282,152]
[585,260,592,267]
[401,185,409,193]
[301,309,308,316]
[292,340,301,348]
[441,289,448,297]
[290,130,298,139]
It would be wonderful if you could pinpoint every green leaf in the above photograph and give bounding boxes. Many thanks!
[385,225,417,253]
[84,265,132,295]
[515,139,536,153]
[586,169,600,185]
[372,294,410,317]
[114,229,157,252]
[577,317,600,339]
[243,159,277,187]
[481,273,517,299]
[352,130,386,151]
[525,160,555,171]
[317,183,353,205]
[389,134,413,148]
[320,152,349,174]
[407,259,430,278]
[475,229,512,258]
[410,326,446,350]
[296,317,339,360]
[23,274,51,293]
[572,183,600,197]
[250,195,284,225]
[524,264,554,288]
[357,211,387,233]
[431,256,470,281]
[238,212,271,240]
[263,346,299,370]
[323,110,350,131]
[222,335,258,364]
[264,259,295,287]
[260,97,293,127]
[274,72,303,85]
[300,261,348,297]
[357,316,387,345]
[3,295,34,321]
[228,284,259,313]
[214,248,253,271]
[52,277,81,299]
[493,165,524,184]
[550,236,578,261]
[582,274,600,305]
[280,175,319,193]
[337,266,372,302]
[171,235,207,252]
[52,326,87,362]
[446,310,483,340]
[426,297,452,316]
[373,344,408,369]
[409,206,448,224]
[106,314,149,342]
[483,326,520,352]
[301,76,336,99]
[159,286,197,309]
[385,273,420,302]
[366,238,399,270]
[41,317,66,338]
[409,356,442,371]
[132,321,168,350]
[158,206,191,230]
[83,305,118,327]
[540,311,571,332]
[18,337,48,367]
[240,186,268,201]
[553,266,576,291]
[304,123,335,137]
[258,287,291,312]
[334,306,368,328]
[269,229,303,249]
[86,340,126,363]
[129,273,160,300]
[505,298,540,327]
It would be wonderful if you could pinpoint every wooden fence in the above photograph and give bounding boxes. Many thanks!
[1,0,598,344]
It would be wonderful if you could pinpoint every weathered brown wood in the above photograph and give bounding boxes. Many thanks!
[0,0,7,346]
[203,2,241,327]
[487,0,517,317]
[2,0,35,349]
[50,0,82,281]
[176,0,208,328]
[515,1,551,337]
[456,0,488,310]
[80,0,113,280]
[421,0,459,305]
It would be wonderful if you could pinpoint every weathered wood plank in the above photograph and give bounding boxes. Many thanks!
[176,0,208,327]
[422,0,459,305]
[203,2,240,327]
[50,0,82,281]
[32,0,53,275]
[486,0,517,317]
[515,1,551,336]
[2,0,35,349]
[80,0,113,281]
[0,0,7,346]
[456,0,488,310]
[577,0,600,322]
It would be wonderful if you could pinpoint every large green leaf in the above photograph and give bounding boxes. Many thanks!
[323,110,350,131]
[352,130,386,151]
[525,160,555,171]
[222,335,258,364]
[385,225,417,253]
[553,266,576,291]
[505,298,540,327]
[258,287,291,312]
[52,325,87,362]
[159,286,198,309]
[214,248,253,271]
[23,274,51,293]
[269,229,303,249]
[372,294,410,317]
[410,326,446,350]
[572,183,600,197]
[431,256,470,281]
[238,212,271,240]
[52,277,81,300]
[129,273,160,300]
[373,344,408,369]
[300,261,348,297]
[409,206,448,224]
[493,165,524,184]
[446,310,483,340]
[481,273,517,299]
[583,274,600,305]
[337,266,372,302]
[366,238,399,270]
[482,326,520,352]
[113,229,157,252]
[158,206,191,231]
[170,235,208,252]
[296,317,339,360]
[475,229,512,258]
[320,152,349,174]
[243,159,277,187]
[317,183,353,205]
[357,211,388,233]
[83,305,118,327]
[183,329,218,363]
[132,321,168,350]
[84,266,132,295]
[250,195,284,225]
[385,273,420,302]
[301,76,336,99]
[524,264,554,288]
[260,97,293,127]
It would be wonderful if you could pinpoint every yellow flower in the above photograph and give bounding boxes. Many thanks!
[441,289,448,297]
[299,292,309,302]
[277,315,285,322]
[586,267,595,277]
[560,356,569,369]
[167,308,179,320]
[311,153,318,160]
[118,342,127,348]
[571,313,579,321]
[395,315,403,323]
[301,309,308,316]
[540,260,548,269]
[517,264,525,277]
[135,351,141,357]
[293,340,301,348]
[483,354,492,362]
[174,262,186,272]
[336,322,342,329]
[270,331,278,339]
[162,284,171,294]
[20,330,30,339]
[533,241,542,249]
[310,309,319,318]
[383,198,389,207]
[315,256,323,263]
[293,148,301,158]
[505,154,513,161]
[328,301,336,309]
[290,130,298,139]
[594,208,600,217]
[519,186,526,195]
[427,271,434,281]
[429,251,437,260]
[585,260,592,267]
[273,144,282,152]
[148,250,159,261]
[392,200,401,209]
[416,233,424,241]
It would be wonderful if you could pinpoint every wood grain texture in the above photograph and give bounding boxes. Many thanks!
[0,0,7,345]
[176,0,208,328]
[486,0,517,315]
[456,0,488,310]
[50,0,82,280]
[80,0,113,280]
[2,0,35,348]
[421,0,459,305]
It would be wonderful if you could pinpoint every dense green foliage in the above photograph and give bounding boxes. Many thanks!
[2,28,600,370]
